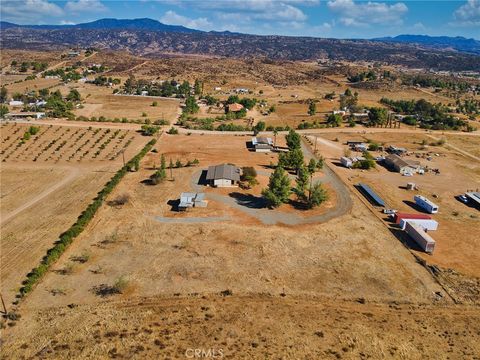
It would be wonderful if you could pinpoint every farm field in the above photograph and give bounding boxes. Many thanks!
[0,122,149,305]
[15,133,446,314]
[51,82,181,123]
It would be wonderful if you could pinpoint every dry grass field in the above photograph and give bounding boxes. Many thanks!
[310,130,480,280]
[0,122,148,305]
[2,132,479,359]
[1,51,479,359]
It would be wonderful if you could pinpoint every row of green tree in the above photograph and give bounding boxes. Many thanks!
[19,139,157,297]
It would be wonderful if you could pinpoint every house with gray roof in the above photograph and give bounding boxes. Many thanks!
[206,164,241,187]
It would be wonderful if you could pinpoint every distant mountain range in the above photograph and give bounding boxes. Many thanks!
[1,18,479,71]
[374,34,480,55]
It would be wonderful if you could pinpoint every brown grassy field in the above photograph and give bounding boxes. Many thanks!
[0,123,148,305]
[310,130,480,279]
[1,51,479,359]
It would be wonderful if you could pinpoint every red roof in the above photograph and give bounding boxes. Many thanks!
[394,212,432,224]
[228,103,244,112]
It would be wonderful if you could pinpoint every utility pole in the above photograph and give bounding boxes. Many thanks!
[0,292,7,314]
[314,136,318,154]
[121,149,125,167]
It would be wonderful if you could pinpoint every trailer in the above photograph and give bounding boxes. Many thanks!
[357,183,385,207]
[414,195,439,214]
[340,157,353,168]
[404,221,436,253]
[393,212,432,224]
[399,218,438,231]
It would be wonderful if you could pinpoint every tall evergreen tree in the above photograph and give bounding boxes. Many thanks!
[261,166,291,208]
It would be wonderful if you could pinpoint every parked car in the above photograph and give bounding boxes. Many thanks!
[456,195,468,204]
[383,209,398,214]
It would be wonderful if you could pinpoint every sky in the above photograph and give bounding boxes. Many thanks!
[1,0,479,39]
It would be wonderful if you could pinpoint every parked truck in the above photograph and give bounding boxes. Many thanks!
[414,195,439,214]
[404,221,436,253]
[393,212,432,224]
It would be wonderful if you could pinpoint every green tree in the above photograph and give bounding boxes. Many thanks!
[308,101,316,116]
[326,113,342,127]
[285,129,301,150]
[307,182,328,209]
[262,166,291,208]
[241,166,258,188]
[66,89,81,102]
[368,107,388,126]
[160,154,166,170]
[150,168,166,184]
[178,81,191,97]
[0,105,9,118]
[194,79,202,96]
[184,96,199,114]
[307,158,317,174]
[278,148,304,172]
[0,87,7,103]
[294,165,309,201]
[254,121,266,133]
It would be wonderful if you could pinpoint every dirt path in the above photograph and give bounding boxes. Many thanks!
[151,141,353,226]
[426,134,480,161]
[1,167,80,225]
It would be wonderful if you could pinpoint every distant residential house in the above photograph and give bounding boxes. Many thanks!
[252,137,273,152]
[384,154,421,175]
[6,112,46,120]
[206,164,241,187]
[234,88,249,94]
[214,87,222,91]
[387,145,407,155]
[227,103,244,112]
[68,50,80,57]
[9,100,24,107]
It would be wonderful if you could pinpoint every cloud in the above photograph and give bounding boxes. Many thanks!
[0,0,64,23]
[65,0,107,13]
[451,0,480,27]
[160,11,213,30]
[327,0,408,27]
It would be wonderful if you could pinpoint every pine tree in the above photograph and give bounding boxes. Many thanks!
[307,182,328,209]
[160,154,166,170]
[294,165,309,201]
[262,166,291,208]
[308,101,316,116]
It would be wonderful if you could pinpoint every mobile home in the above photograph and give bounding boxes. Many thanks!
[414,195,439,214]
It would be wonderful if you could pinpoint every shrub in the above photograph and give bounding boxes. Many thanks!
[167,127,179,135]
[18,139,156,298]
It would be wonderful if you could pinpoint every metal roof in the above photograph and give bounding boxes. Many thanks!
[206,164,241,181]
[357,183,386,207]
[252,137,273,146]
[465,192,480,205]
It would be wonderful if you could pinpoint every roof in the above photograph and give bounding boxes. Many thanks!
[227,103,244,112]
[252,137,273,146]
[465,192,480,205]
[394,212,432,224]
[385,154,420,169]
[414,195,438,209]
[206,164,241,181]
[357,183,385,207]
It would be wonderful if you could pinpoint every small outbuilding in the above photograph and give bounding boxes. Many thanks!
[178,192,207,210]
[252,137,273,152]
[206,164,241,187]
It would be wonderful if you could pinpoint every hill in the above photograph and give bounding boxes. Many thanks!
[1,19,480,71]
[374,34,480,55]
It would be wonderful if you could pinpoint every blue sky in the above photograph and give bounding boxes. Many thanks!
[1,0,479,39]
